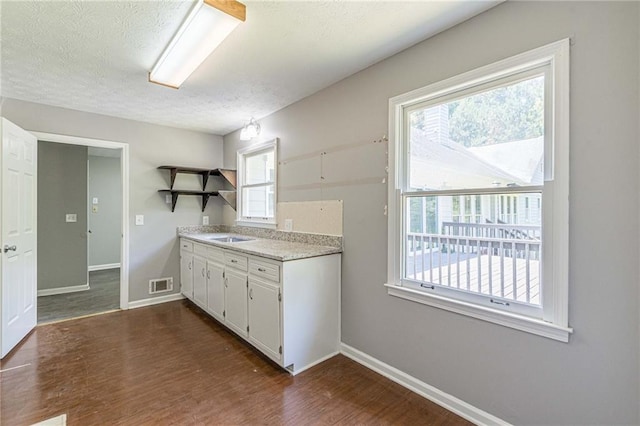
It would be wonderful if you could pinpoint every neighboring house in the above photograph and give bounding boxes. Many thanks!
[409,106,544,237]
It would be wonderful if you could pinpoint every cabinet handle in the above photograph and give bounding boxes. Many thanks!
[207,270,210,279]
[225,278,228,288]
[257,267,266,272]
[249,288,253,300]
[231,259,238,263]
[202,268,205,277]
[188,262,192,270]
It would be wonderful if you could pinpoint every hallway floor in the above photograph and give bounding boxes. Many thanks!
[37,268,120,323]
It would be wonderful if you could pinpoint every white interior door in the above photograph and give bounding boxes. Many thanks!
[1,118,37,359]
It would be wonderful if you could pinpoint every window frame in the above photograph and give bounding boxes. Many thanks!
[386,40,572,342]
[236,138,278,228]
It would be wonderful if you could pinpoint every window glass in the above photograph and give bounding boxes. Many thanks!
[408,76,544,192]
[245,150,275,185]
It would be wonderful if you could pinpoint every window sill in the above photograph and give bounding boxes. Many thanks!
[235,220,276,230]
[384,283,572,342]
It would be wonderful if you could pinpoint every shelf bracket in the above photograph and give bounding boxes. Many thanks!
[170,168,177,190]
[201,193,211,212]
[200,171,210,191]
[171,192,179,212]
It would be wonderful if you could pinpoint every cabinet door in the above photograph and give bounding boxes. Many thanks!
[206,261,225,322]
[248,277,281,362]
[192,255,207,308]
[225,269,248,338]
[180,251,193,300]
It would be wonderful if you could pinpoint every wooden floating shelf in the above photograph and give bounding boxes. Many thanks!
[211,168,237,188]
[158,166,212,191]
[217,190,237,211]
[157,166,238,211]
[158,190,219,212]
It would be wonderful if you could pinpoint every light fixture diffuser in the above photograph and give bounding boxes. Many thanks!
[240,117,261,141]
[149,0,246,89]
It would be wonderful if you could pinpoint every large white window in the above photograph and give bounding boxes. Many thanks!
[237,139,277,227]
[387,40,571,341]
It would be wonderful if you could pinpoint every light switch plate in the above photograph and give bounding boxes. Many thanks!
[65,214,77,223]
[203,216,209,225]
[92,197,99,204]
[135,215,144,226]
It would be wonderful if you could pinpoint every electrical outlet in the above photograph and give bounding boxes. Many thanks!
[135,215,144,226]
[203,216,209,225]
[284,219,293,232]
[65,214,77,223]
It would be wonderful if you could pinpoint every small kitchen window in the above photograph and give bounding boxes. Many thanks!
[237,139,278,227]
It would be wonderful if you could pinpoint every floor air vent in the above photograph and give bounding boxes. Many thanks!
[149,277,173,294]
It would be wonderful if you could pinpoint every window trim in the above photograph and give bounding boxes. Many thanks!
[386,40,572,342]
[236,138,278,228]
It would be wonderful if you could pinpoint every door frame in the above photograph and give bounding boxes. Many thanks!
[31,131,130,310]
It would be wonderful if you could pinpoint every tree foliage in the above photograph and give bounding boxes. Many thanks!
[448,76,544,147]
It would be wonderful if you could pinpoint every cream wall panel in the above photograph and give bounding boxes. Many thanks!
[277,200,342,236]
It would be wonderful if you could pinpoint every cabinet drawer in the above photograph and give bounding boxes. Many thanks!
[180,239,194,252]
[194,243,208,257]
[249,259,280,283]
[225,252,248,271]
[207,247,224,263]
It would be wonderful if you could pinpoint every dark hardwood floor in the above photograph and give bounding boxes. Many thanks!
[37,268,120,324]
[1,300,471,425]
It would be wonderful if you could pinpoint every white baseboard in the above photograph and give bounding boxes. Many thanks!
[38,283,90,297]
[340,343,509,426]
[88,263,120,272]
[128,293,184,309]
[289,351,340,376]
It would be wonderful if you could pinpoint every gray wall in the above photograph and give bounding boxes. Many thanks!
[1,99,225,302]
[88,154,121,268]
[37,142,88,290]
[223,2,639,424]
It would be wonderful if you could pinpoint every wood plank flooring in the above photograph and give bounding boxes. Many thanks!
[1,300,471,426]
[37,268,120,324]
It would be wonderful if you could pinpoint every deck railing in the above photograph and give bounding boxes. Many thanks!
[405,223,542,305]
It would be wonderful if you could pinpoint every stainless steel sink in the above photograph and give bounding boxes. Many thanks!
[207,236,254,243]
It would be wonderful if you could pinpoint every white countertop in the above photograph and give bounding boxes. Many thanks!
[179,233,342,261]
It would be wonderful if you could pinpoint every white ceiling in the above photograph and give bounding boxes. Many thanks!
[0,1,499,136]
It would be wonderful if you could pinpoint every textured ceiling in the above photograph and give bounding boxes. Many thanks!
[0,1,499,135]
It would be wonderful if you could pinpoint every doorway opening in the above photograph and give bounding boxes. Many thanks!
[32,132,129,323]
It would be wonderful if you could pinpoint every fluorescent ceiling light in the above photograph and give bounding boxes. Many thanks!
[149,0,246,89]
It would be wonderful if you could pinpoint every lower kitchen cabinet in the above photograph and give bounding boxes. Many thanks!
[179,241,194,299]
[224,268,248,338]
[180,238,340,375]
[248,277,281,361]
[192,256,207,309]
[206,260,225,322]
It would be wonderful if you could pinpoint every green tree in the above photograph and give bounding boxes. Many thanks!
[448,76,544,147]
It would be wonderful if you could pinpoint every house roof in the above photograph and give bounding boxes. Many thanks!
[409,128,529,191]
[468,137,544,184]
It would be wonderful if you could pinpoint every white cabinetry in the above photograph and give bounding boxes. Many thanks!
[179,240,194,299]
[192,255,207,308]
[224,268,248,338]
[248,276,281,361]
[206,260,225,322]
[179,237,340,375]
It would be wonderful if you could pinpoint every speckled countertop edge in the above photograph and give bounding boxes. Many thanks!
[177,225,343,262]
